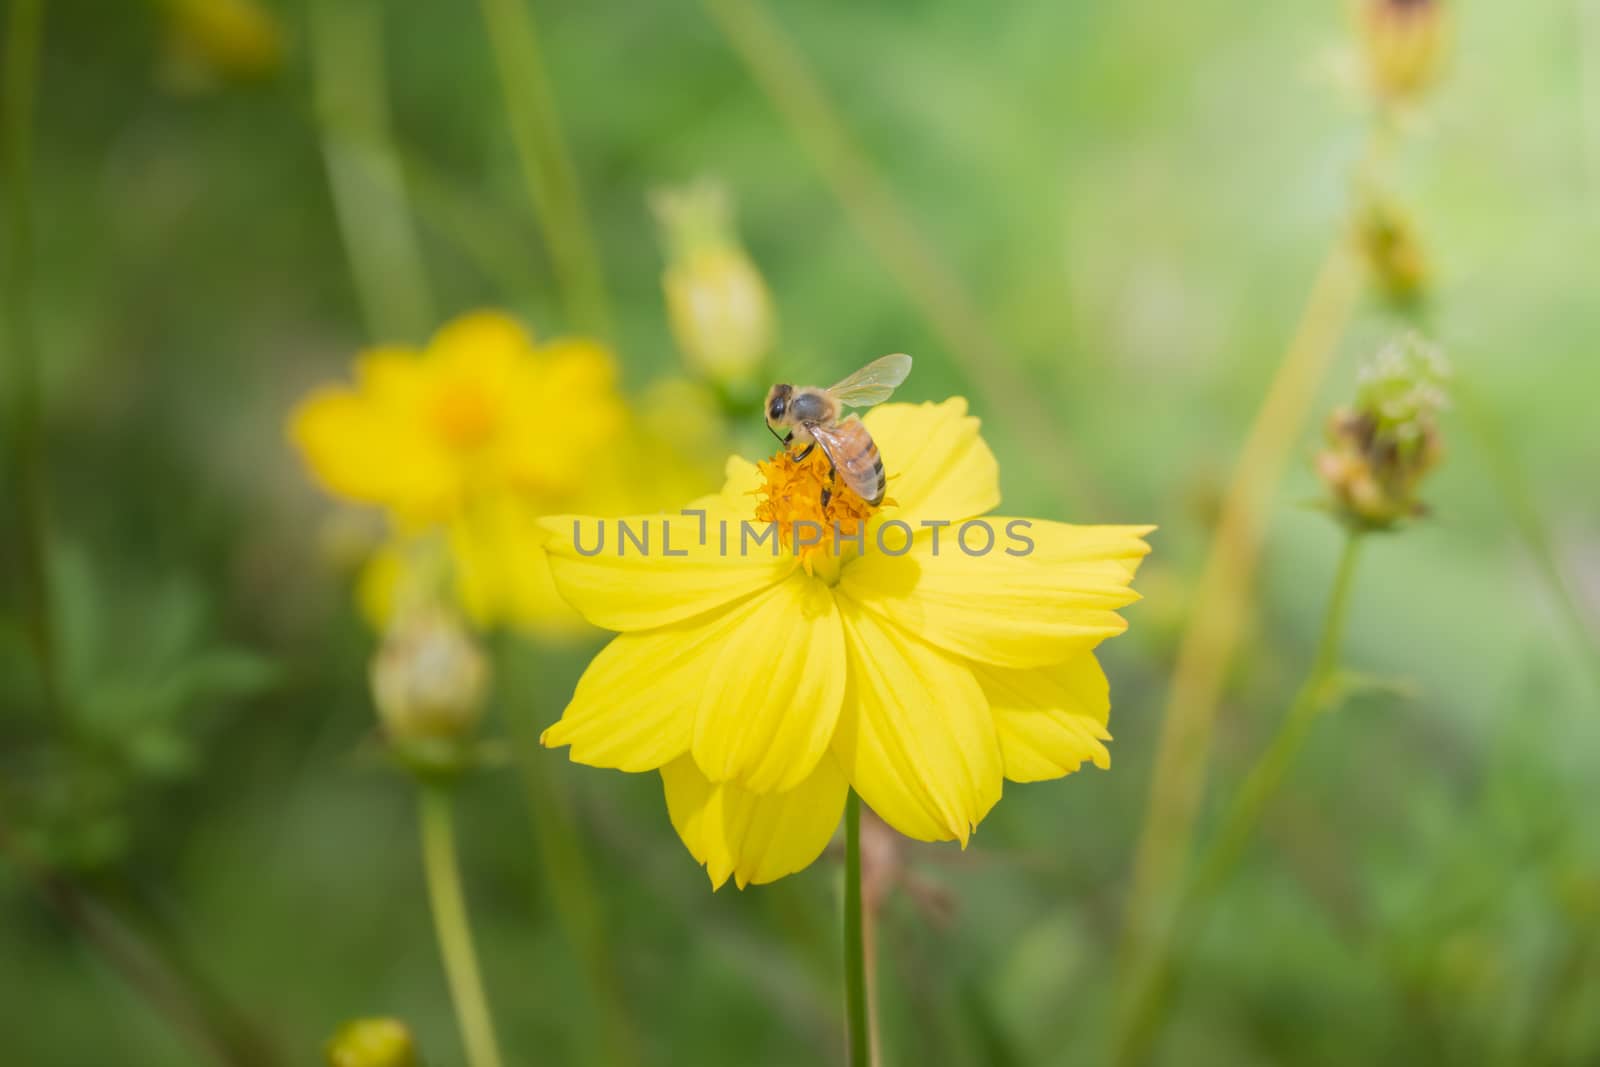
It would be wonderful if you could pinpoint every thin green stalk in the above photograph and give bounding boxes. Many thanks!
[1192,533,1362,896]
[419,785,505,1067]
[1454,377,1600,704]
[3,0,61,721]
[1578,0,1600,219]
[0,806,274,1067]
[309,0,434,343]
[398,152,547,306]
[497,639,638,1067]
[699,0,1099,512]
[1118,237,1364,989]
[476,0,611,338]
[843,791,871,1067]
[1113,532,1365,1065]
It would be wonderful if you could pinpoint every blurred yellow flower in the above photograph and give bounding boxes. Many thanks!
[290,310,635,636]
[539,399,1152,888]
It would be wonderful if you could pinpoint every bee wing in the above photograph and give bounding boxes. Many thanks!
[809,417,887,506]
[827,353,913,408]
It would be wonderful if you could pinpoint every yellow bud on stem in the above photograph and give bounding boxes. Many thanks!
[325,1018,420,1067]
[652,180,776,388]
[370,606,489,778]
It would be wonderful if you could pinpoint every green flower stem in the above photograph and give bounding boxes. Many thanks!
[0,802,275,1067]
[698,0,1099,512]
[511,737,640,1067]
[1114,532,1365,1065]
[419,785,505,1067]
[1192,533,1362,897]
[1119,237,1365,990]
[843,790,870,1066]
[492,634,638,1067]
[476,0,611,339]
[3,0,62,722]
[309,0,434,343]
[1454,376,1600,704]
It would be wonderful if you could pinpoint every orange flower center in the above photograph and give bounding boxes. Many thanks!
[754,446,881,577]
[430,380,498,449]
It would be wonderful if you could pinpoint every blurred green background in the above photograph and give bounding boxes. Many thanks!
[4,0,1599,1064]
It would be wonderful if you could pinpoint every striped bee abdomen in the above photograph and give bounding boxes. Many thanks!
[813,417,886,506]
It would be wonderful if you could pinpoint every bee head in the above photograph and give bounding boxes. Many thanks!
[765,384,794,427]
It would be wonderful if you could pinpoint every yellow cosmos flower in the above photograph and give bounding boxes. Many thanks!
[538,398,1152,888]
[289,310,631,636]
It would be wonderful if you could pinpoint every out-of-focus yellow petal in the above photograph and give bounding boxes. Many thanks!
[500,336,628,499]
[449,500,590,637]
[288,352,460,518]
[830,598,1001,844]
[862,399,1000,526]
[692,573,845,794]
[660,751,849,889]
[975,656,1113,782]
[840,521,1153,669]
[355,346,429,405]
[540,514,795,632]
[427,310,540,384]
[356,541,404,629]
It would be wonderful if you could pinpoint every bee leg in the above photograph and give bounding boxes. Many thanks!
[821,465,836,508]
[790,442,816,463]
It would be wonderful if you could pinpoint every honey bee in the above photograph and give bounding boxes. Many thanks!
[764,353,913,507]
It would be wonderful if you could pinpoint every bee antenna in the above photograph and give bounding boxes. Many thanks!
[766,423,788,446]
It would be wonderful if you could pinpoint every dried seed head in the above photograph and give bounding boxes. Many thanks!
[652,180,776,388]
[325,1018,419,1067]
[1357,0,1449,103]
[1316,333,1450,530]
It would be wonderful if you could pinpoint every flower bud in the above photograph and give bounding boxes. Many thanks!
[1316,333,1449,530]
[1357,0,1448,103]
[652,181,776,388]
[370,606,488,745]
[162,0,285,90]
[325,1018,419,1067]
[1358,195,1429,306]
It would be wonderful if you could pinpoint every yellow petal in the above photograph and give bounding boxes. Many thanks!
[543,602,755,771]
[502,335,628,498]
[355,345,430,406]
[975,656,1113,782]
[840,521,1153,669]
[693,572,846,794]
[540,513,795,632]
[448,500,590,638]
[660,751,849,889]
[427,310,540,384]
[830,598,1001,844]
[287,351,459,519]
[862,398,1000,526]
[703,455,764,518]
[355,539,405,630]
